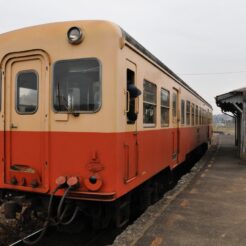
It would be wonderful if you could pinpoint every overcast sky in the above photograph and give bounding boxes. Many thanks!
[1,0,246,114]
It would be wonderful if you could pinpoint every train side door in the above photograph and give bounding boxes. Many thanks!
[2,51,50,192]
[171,88,180,166]
[124,60,140,183]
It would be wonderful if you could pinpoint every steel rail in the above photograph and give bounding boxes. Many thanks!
[9,228,46,246]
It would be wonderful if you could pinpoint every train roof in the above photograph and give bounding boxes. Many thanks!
[121,29,212,109]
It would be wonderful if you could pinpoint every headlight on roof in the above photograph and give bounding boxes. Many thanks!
[67,26,83,44]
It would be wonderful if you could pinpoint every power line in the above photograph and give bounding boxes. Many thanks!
[178,70,246,76]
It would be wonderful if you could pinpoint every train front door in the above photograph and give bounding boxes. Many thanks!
[171,88,180,167]
[2,50,50,192]
[124,60,139,183]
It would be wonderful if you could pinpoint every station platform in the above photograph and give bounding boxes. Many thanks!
[114,134,246,246]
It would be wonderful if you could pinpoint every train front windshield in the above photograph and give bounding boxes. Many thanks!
[53,58,101,113]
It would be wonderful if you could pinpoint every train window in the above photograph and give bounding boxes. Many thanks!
[16,71,38,114]
[186,101,190,125]
[143,80,156,127]
[53,58,101,113]
[181,100,185,125]
[161,88,170,127]
[172,91,177,119]
[191,103,195,125]
[202,109,205,124]
[126,69,141,124]
[199,107,202,125]
[195,105,199,125]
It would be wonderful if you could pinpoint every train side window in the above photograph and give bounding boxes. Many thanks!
[191,103,195,125]
[186,101,190,125]
[53,58,101,113]
[16,71,38,114]
[181,100,185,125]
[195,105,198,125]
[161,88,170,127]
[143,80,156,127]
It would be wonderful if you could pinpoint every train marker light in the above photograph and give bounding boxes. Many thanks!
[67,26,83,44]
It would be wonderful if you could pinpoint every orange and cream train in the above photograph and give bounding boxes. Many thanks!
[0,21,212,228]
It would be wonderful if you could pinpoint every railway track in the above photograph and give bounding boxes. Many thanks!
[4,218,124,246]
[9,229,45,246]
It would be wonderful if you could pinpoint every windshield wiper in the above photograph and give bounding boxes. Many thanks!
[56,81,69,111]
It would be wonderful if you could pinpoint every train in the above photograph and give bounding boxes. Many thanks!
[0,20,212,241]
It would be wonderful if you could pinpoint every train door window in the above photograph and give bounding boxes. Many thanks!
[199,107,202,125]
[186,100,190,125]
[16,71,38,114]
[126,69,141,124]
[53,58,101,113]
[195,105,199,125]
[143,80,156,127]
[161,88,170,127]
[202,109,205,124]
[172,91,177,119]
[191,103,195,125]
[209,111,212,124]
[181,100,185,125]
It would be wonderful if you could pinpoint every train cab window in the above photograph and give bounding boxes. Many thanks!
[161,88,170,127]
[181,100,185,125]
[16,71,38,114]
[191,103,195,125]
[186,101,190,125]
[143,80,156,127]
[53,58,101,113]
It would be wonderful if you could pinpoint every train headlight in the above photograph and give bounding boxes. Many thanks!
[67,26,83,44]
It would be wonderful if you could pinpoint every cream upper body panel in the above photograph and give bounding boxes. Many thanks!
[0,21,122,133]
[0,20,211,133]
[116,45,212,132]
[0,20,122,61]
